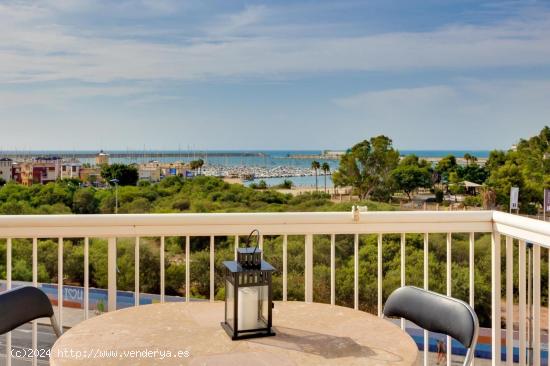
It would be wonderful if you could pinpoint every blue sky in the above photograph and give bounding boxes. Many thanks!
[1,0,550,150]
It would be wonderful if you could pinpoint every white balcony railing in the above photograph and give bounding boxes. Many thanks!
[1,210,549,366]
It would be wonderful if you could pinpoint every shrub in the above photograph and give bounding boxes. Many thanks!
[172,199,190,211]
[464,195,482,207]
[276,179,293,189]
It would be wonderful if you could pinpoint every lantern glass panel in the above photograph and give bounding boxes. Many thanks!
[225,279,234,330]
[260,285,268,322]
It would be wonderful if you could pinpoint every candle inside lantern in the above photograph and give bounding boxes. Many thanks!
[238,287,259,330]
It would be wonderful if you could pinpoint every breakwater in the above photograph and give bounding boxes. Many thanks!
[0,151,264,160]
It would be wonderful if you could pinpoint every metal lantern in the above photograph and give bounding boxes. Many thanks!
[221,230,276,340]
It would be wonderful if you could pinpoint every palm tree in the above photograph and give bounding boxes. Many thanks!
[463,153,478,166]
[197,158,204,175]
[189,159,203,175]
[321,162,330,193]
[311,160,320,192]
[480,185,496,210]
[463,153,471,165]
[189,160,198,175]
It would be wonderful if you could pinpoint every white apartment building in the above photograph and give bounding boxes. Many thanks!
[0,158,12,182]
[61,162,82,180]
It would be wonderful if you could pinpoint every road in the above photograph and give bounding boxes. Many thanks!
[0,324,57,366]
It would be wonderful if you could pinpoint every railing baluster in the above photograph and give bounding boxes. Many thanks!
[107,237,116,312]
[134,237,139,307]
[185,236,190,303]
[533,244,541,366]
[84,237,89,318]
[423,233,429,366]
[491,232,501,366]
[469,233,475,308]
[210,236,214,302]
[32,238,38,366]
[283,234,287,302]
[160,236,165,303]
[234,235,238,261]
[469,233,475,366]
[330,234,335,306]
[400,233,405,330]
[377,233,382,317]
[305,234,313,304]
[259,234,263,252]
[354,233,359,310]
[505,236,513,366]
[6,238,12,366]
[519,240,527,366]
[58,237,64,330]
[446,232,452,366]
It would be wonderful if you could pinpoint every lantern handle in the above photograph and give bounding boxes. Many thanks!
[246,229,260,255]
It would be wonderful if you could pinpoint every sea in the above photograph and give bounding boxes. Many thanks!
[0,150,490,188]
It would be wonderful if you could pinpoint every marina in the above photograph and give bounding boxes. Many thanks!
[0,149,489,187]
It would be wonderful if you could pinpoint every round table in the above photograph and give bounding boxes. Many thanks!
[51,302,417,365]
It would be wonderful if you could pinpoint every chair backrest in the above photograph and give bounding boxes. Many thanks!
[383,286,479,365]
[0,286,56,335]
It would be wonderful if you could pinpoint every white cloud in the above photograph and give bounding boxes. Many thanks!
[0,1,550,86]
[332,79,550,149]
[334,86,458,110]
[43,0,182,17]
[208,5,269,35]
[0,85,150,109]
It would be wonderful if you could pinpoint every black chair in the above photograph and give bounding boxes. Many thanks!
[0,286,62,337]
[383,286,479,366]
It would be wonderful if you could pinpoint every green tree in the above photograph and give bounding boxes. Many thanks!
[100,164,139,186]
[12,259,32,281]
[463,153,477,166]
[189,159,205,175]
[73,188,99,214]
[189,160,199,175]
[0,182,30,203]
[486,161,537,212]
[480,126,550,213]
[457,164,488,184]
[400,154,430,168]
[311,161,320,192]
[166,264,186,296]
[332,136,399,200]
[321,162,330,193]
[391,165,431,200]
[0,201,33,214]
[197,159,204,175]
[435,155,457,183]
[485,150,507,172]
[30,183,73,207]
